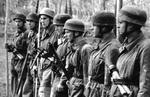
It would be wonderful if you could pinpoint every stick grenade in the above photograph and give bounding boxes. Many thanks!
[4,0,9,96]
[112,71,131,96]
[106,64,131,96]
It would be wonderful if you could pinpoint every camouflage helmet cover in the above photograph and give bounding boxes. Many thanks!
[13,13,26,22]
[39,8,55,19]
[64,19,85,33]
[26,13,39,22]
[92,11,116,26]
[53,14,72,26]
[119,5,147,26]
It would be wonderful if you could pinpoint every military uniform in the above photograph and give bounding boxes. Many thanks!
[50,41,70,97]
[6,13,27,97]
[66,38,92,97]
[50,14,72,97]
[62,19,93,97]
[37,8,58,97]
[22,13,39,97]
[38,24,57,97]
[85,36,119,97]
[110,33,150,97]
[84,12,120,97]
[22,29,37,97]
[109,6,150,97]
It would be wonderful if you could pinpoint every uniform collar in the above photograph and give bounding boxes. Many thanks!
[41,24,55,40]
[98,33,114,49]
[69,37,87,51]
[121,32,145,52]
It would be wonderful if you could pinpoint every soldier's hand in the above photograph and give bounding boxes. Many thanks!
[111,71,121,82]
[40,51,49,58]
[5,43,14,52]
[85,81,90,89]
[5,43,9,49]
[56,83,64,92]
[31,66,37,76]
[11,69,18,77]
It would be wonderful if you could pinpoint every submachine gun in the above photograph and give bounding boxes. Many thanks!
[29,42,70,80]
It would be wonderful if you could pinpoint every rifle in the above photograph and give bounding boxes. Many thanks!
[13,48,24,60]
[16,53,29,94]
[47,43,70,79]
[32,43,70,80]
[35,1,40,95]
[35,0,39,14]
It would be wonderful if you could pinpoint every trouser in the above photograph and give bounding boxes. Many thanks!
[11,59,26,97]
[50,74,68,97]
[84,80,104,97]
[68,77,84,97]
[22,73,34,97]
[38,68,55,97]
[11,76,18,97]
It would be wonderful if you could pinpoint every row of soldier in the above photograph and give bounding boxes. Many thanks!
[5,5,150,97]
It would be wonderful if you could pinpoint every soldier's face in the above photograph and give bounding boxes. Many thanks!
[14,19,24,29]
[93,26,102,38]
[40,15,51,28]
[64,29,74,42]
[27,20,36,30]
[55,26,64,34]
[119,21,136,37]
[118,21,127,35]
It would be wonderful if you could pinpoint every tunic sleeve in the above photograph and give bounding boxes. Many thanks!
[138,41,150,97]
[81,44,93,85]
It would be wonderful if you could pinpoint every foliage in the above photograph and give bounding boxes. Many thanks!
[1,0,150,22]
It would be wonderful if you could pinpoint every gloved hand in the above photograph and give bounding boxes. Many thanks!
[56,82,65,92]
[40,51,49,58]
[111,71,121,82]
[5,43,15,52]
[11,69,18,77]
[31,65,37,77]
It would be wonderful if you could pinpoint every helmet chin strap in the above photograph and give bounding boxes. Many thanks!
[120,22,141,43]
[70,31,83,43]
[95,26,111,38]
[94,26,103,38]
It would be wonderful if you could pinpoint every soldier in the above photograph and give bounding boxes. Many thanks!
[50,14,72,97]
[109,5,150,97]
[84,12,120,97]
[62,19,93,97]
[5,13,27,97]
[38,8,57,97]
[22,13,39,97]
[53,14,72,45]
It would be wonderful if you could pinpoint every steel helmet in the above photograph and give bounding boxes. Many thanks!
[64,19,85,33]
[39,8,55,19]
[26,13,39,22]
[53,14,72,26]
[119,5,147,26]
[92,11,116,26]
[13,13,26,22]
